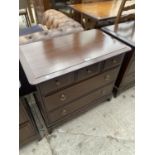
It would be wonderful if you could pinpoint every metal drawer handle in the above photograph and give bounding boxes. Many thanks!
[105,74,110,81]
[62,109,67,115]
[60,94,66,101]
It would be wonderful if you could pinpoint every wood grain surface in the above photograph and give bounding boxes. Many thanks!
[69,0,135,21]
[19,29,131,85]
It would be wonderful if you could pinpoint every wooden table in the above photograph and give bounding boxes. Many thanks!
[69,0,135,29]
[101,21,135,47]
[20,29,131,132]
[101,21,135,96]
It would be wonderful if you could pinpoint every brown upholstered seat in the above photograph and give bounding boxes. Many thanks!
[19,9,84,45]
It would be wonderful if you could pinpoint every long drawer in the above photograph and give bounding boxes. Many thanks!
[43,67,120,112]
[47,84,113,124]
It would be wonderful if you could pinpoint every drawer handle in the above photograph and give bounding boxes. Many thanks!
[62,109,67,115]
[112,59,117,64]
[105,74,110,81]
[86,69,92,74]
[60,94,66,101]
[55,80,60,86]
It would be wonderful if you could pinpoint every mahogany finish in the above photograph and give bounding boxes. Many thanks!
[43,67,120,113]
[69,0,135,28]
[20,29,131,131]
[101,21,135,96]
[19,29,130,85]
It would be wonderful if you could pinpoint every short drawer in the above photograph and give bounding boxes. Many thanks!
[39,72,74,96]
[43,67,119,112]
[102,54,124,71]
[19,122,36,144]
[77,63,100,81]
[47,84,113,124]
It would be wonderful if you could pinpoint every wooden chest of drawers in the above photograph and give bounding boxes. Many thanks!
[19,98,39,146]
[37,64,122,130]
[101,21,135,96]
[20,29,131,132]
[114,51,135,96]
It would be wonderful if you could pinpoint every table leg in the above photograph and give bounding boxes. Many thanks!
[71,10,82,24]
[82,15,96,30]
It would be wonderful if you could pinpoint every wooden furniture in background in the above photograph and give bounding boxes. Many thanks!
[32,0,52,23]
[52,0,81,16]
[20,29,131,132]
[69,0,135,29]
[115,0,135,31]
[19,9,31,27]
[19,0,35,25]
[51,0,71,9]
[101,21,135,96]
[19,97,39,146]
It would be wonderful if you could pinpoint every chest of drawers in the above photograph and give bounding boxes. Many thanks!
[101,21,135,96]
[20,29,131,132]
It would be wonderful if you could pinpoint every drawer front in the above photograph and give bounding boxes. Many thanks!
[47,84,113,124]
[39,72,74,96]
[77,63,99,81]
[102,54,124,71]
[121,72,135,86]
[19,122,36,143]
[19,100,29,124]
[43,67,119,112]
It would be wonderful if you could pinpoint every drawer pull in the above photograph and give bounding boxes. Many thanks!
[112,59,117,64]
[62,109,67,115]
[60,94,66,101]
[105,75,110,81]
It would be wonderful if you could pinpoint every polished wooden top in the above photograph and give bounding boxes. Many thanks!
[20,29,131,85]
[102,21,135,47]
[69,0,135,21]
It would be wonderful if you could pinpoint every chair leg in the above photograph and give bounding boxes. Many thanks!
[25,14,31,27]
